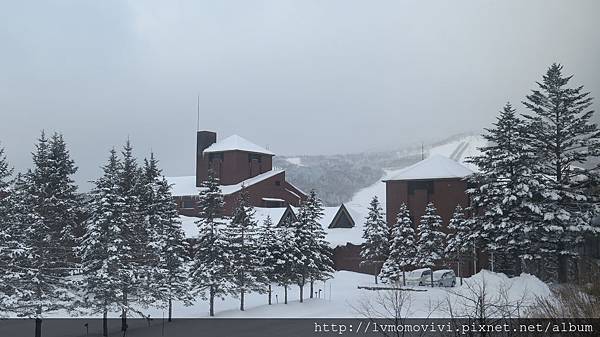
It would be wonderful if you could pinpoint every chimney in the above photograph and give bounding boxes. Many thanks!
[196,131,217,187]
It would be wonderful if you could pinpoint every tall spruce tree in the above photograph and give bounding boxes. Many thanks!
[521,63,600,282]
[140,153,190,321]
[292,190,333,302]
[271,225,300,304]
[360,196,389,284]
[80,149,129,337]
[7,133,78,337]
[190,170,232,316]
[379,204,416,286]
[225,187,265,311]
[0,145,15,312]
[467,103,542,275]
[256,216,278,305]
[415,203,446,286]
[445,205,473,282]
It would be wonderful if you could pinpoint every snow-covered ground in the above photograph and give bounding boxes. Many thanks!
[40,270,548,319]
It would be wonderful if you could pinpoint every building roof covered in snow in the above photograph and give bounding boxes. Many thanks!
[385,154,473,181]
[166,170,285,197]
[203,134,274,156]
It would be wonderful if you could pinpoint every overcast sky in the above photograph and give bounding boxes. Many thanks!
[1,0,599,189]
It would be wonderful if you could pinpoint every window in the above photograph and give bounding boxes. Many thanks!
[248,153,262,163]
[275,180,281,186]
[209,152,224,162]
[408,180,434,195]
[182,200,195,209]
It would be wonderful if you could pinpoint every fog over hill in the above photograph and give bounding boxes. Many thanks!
[274,133,479,206]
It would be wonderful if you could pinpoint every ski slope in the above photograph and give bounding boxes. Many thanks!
[347,135,485,213]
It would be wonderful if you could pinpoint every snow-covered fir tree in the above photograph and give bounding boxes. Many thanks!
[292,190,333,302]
[467,103,542,275]
[270,225,300,304]
[80,149,130,337]
[415,203,446,286]
[521,63,600,282]
[445,205,474,280]
[0,145,16,313]
[6,133,78,337]
[190,169,232,317]
[379,203,416,285]
[360,196,389,284]
[115,140,152,330]
[139,153,190,321]
[225,186,266,311]
[256,216,278,305]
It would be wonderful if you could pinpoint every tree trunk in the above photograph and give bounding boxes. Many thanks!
[268,285,272,305]
[103,306,108,337]
[558,254,568,283]
[168,297,173,322]
[284,285,288,304]
[240,289,245,311]
[430,271,434,287]
[299,284,304,303]
[35,306,42,337]
[374,273,378,284]
[402,269,406,287]
[209,285,215,317]
[310,280,314,299]
[121,291,128,332]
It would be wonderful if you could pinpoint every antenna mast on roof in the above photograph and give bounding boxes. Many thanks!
[196,94,200,131]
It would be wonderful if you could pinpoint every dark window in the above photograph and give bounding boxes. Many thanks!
[182,200,195,209]
[248,153,262,163]
[275,180,281,186]
[407,180,434,195]
[209,152,224,162]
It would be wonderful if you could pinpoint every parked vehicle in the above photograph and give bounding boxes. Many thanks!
[433,269,456,287]
[405,268,432,286]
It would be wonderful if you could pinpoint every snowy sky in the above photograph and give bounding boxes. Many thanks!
[1,0,599,189]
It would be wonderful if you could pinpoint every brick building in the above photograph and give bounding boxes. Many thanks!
[168,131,307,216]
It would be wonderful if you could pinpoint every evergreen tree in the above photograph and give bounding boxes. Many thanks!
[0,145,15,312]
[445,205,473,281]
[190,170,232,316]
[360,196,389,284]
[292,190,333,302]
[256,216,278,305]
[140,153,190,321]
[379,204,416,286]
[225,187,265,311]
[80,149,129,337]
[7,132,78,337]
[521,63,600,282]
[467,103,541,275]
[415,203,446,286]
[270,225,300,304]
[0,144,11,193]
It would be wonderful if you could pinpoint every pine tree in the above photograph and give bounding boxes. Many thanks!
[521,63,600,282]
[270,225,300,304]
[190,169,232,316]
[7,133,77,337]
[445,205,473,281]
[140,153,190,321]
[415,203,446,286]
[225,187,265,311]
[0,145,15,312]
[80,149,129,337]
[256,216,278,305]
[467,103,542,275]
[379,204,416,286]
[292,190,333,302]
[360,196,389,284]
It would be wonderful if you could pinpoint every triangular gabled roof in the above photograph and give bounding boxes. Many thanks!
[203,134,274,155]
[329,204,356,229]
[385,154,473,181]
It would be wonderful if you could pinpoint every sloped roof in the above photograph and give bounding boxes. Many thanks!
[385,154,473,181]
[165,170,285,196]
[203,134,274,155]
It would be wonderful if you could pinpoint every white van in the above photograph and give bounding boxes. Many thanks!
[433,269,456,287]
[404,268,432,286]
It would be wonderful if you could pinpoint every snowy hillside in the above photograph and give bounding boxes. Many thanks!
[275,133,485,207]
